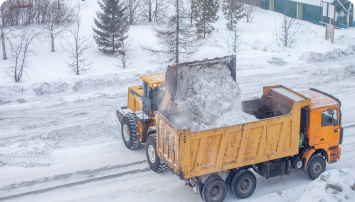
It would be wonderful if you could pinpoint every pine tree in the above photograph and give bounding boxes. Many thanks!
[193,0,219,39]
[222,0,245,30]
[93,0,129,55]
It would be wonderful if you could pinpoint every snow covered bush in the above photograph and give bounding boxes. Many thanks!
[273,14,299,50]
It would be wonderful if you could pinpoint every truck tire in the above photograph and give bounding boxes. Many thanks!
[201,176,227,202]
[121,115,140,150]
[230,169,257,199]
[307,154,326,180]
[226,169,237,190]
[146,134,167,173]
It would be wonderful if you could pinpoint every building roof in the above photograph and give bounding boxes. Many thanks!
[289,0,352,7]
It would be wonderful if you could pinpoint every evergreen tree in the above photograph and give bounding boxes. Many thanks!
[193,0,219,38]
[222,0,245,30]
[93,0,129,55]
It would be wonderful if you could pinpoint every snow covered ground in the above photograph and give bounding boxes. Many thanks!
[1,0,355,201]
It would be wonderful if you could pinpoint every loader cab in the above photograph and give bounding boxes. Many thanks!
[140,73,166,117]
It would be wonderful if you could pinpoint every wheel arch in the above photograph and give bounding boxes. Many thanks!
[314,149,328,163]
[147,126,156,137]
[301,147,315,171]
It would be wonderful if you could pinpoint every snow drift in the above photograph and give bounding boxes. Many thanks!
[299,168,355,202]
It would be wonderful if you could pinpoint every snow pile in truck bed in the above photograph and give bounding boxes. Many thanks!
[298,168,355,202]
[173,60,257,132]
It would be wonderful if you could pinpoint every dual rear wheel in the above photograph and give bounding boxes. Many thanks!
[199,170,257,202]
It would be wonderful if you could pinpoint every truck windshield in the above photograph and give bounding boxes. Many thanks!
[321,109,338,127]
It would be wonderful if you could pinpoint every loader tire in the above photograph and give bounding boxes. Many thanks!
[230,169,256,199]
[146,134,167,173]
[307,154,326,180]
[121,114,140,150]
[201,176,227,202]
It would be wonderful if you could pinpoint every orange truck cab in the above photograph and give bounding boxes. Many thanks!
[298,88,342,170]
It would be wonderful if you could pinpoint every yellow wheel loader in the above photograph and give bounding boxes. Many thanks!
[116,56,237,151]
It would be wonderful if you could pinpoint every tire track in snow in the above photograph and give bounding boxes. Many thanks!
[0,162,150,201]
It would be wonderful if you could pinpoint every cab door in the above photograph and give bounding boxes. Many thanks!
[142,81,152,116]
[318,108,340,148]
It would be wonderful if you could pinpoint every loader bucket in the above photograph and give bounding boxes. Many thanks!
[165,55,236,99]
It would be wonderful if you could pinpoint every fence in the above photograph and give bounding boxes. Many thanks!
[252,0,354,28]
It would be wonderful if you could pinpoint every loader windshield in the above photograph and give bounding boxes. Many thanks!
[143,81,166,113]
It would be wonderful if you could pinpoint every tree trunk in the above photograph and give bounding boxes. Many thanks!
[155,0,158,22]
[190,0,193,25]
[76,40,79,75]
[203,0,206,39]
[149,0,152,22]
[49,0,55,52]
[122,37,126,68]
[176,0,179,63]
[284,18,287,48]
[0,9,7,60]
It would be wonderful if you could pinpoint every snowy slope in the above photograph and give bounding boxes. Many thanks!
[1,1,355,202]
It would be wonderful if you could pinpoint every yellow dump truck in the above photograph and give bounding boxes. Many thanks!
[146,85,342,202]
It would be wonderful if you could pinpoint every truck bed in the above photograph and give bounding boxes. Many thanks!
[155,86,311,179]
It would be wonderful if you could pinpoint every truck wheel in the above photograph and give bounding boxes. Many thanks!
[307,154,326,180]
[201,176,227,202]
[146,134,167,173]
[226,169,237,190]
[230,170,257,199]
[121,115,140,150]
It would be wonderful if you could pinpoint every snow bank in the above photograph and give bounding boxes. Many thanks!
[345,65,355,77]
[300,45,355,62]
[0,66,167,104]
[335,35,355,46]
[299,168,355,202]
[267,57,287,65]
[173,60,257,132]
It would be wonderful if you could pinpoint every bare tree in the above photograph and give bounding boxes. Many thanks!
[224,26,241,53]
[152,0,168,24]
[62,6,93,75]
[142,0,202,63]
[7,27,39,82]
[189,0,196,25]
[141,0,153,22]
[139,0,168,24]
[240,0,261,23]
[43,0,75,52]
[272,14,299,50]
[116,37,133,69]
[0,5,7,60]
[125,0,141,25]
